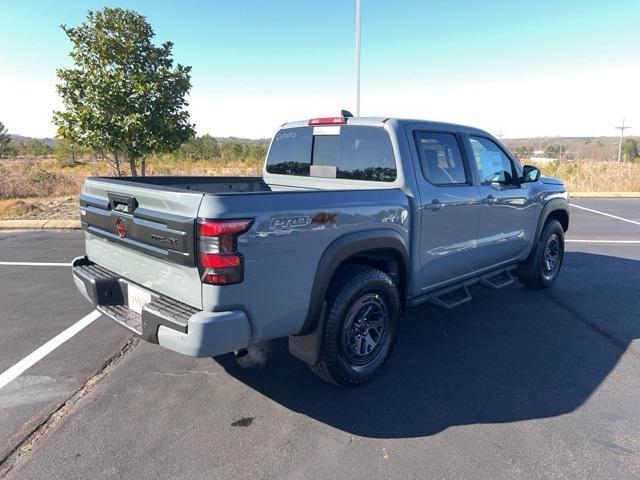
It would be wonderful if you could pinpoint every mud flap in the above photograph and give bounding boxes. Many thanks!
[288,302,327,365]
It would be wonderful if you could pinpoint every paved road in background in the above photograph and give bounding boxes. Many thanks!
[1,198,639,479]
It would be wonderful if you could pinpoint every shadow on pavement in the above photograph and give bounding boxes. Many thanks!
[215,252,640,438]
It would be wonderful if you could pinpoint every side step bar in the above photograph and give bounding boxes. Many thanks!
[429,284,472,309]
[407,265,517,309]
[480,269,514,290]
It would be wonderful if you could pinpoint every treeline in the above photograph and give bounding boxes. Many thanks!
[169,135,267,164]
[1,139,54,158]
[505,137,640,162]
[511,144,567,159]
[0,134,269,167]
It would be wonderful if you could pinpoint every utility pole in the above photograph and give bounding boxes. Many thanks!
[615,118,630,163]
[558,142,563,162]
[355,0,361,116]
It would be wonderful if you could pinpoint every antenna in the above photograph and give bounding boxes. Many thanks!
[615,118,631,163]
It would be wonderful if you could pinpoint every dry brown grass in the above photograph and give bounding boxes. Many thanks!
[0,161,84,199]
[0,157,638,221]
[0,199,22,216]
[0,157,262,201]
[0,157,263,219]
[0,197,80,220]
[531,160,640,193]
[145,160,261,177]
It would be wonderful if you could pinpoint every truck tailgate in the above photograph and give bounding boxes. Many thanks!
[80,178,205,308]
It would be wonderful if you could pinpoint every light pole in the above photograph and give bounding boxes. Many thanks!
[615,118,630,163]
[355,0,361,116]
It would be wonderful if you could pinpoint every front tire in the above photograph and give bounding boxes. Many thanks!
[310,266,400,386]
[516,219,565,289]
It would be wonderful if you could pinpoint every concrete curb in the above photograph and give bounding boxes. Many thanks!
[570,192,640,198]
[0,219,81,230]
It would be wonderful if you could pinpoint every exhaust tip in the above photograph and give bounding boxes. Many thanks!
[234,348,249,359]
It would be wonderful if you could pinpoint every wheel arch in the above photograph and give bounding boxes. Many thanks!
[297,229,409,336]
[535,199,569,245]
[546,208,569,232]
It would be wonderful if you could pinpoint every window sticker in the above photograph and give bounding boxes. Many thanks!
[479,150,503,181]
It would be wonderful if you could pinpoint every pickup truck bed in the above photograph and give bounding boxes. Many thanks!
[88,176,270,194]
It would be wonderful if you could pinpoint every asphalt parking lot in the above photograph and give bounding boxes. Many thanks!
[1,198,639,479]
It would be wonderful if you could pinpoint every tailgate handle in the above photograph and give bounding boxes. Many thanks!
[108,193,138,214]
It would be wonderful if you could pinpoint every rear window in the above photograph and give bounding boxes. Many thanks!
[265,127,312,176]
[337,127,396,181]
[310,134,339,178]
[266,125,396,182]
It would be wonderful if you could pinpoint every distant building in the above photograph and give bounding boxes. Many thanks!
[529,157,557,164]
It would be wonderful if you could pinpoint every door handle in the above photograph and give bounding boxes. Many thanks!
[425,199,445,211]
[108,193,138,213]
[483,194,497,205]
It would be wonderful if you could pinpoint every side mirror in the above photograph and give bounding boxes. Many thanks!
[522,165,541,183]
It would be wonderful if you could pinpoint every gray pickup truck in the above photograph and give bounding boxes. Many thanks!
[72,115,569,386]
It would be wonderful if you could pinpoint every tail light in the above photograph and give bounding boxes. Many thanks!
[198,219,253,285]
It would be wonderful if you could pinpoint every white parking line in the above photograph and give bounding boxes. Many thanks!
[570,204,640,226]
[0,310,101,390]
[566,239,640,244]
[0,261,71,266]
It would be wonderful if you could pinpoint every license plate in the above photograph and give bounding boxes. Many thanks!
[127,284,152,315]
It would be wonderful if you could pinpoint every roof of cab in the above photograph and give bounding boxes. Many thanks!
[280,116,491,137]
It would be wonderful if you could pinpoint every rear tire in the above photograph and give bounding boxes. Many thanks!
[516,219,565,289]
[310,266,400,386]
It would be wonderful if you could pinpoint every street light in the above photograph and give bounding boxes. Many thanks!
[355,0,361,116]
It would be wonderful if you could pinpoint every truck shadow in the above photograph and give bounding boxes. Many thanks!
[214,252,640,438]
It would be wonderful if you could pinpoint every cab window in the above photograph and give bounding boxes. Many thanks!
[414,131,468,185]
[469,136,517,185]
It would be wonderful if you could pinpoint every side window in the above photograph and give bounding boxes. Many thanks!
[266,127,312,176]
[414,131,468,185]
[337,127,396,182]
[469,136,516,185]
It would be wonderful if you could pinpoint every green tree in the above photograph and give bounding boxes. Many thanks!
[0,122,10,158]
[198,134,221,160]
[544,144,565,158]
[622,138,639,162]
[54,138,90,167]
[178,134,220,161]
[220,141,244,163]
[53,7,195,176]
[544,145,556,157]
[21,139,53,157]
[513,146,530,158]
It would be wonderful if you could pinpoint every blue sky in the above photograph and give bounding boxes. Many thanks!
[1,0,639,138]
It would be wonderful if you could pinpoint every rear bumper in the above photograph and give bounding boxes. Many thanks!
[71,256,251,357]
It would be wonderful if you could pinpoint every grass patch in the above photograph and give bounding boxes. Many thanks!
[0,157,638,221]
[0,199,23,216]
[531,160,640,192]
[0,197,80,220]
